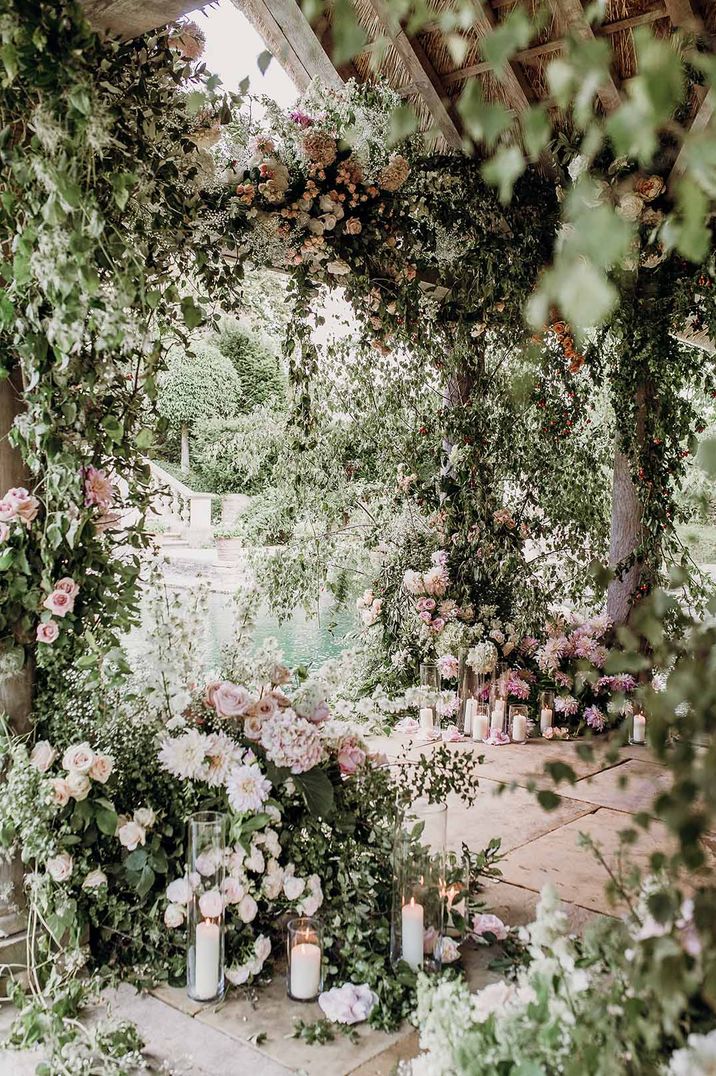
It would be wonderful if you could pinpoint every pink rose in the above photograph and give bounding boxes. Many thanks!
[204,680,221,708]
[441,724,463,743]
[437,654,459,679]
[83,466,114,509]
[0,523,9,542]
[55,577,80,599]
[43,590,74,618]
[118,819,146,851]
[49,777,71,807]
[13,493,40,525]
[66,770,91,801]
[472,913,508,941]
[431,617,446,633]
[249,696,279,720]
[337,739,366,775]
[0,500,16,523]
[30,740,57,773]
[419,610,432,624]
[212,681,252,718]
[89,754,113,783]
[37,621,59,644]
[243,715,264,740]
[62,742,95,773]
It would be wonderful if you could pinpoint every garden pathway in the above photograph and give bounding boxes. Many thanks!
[0,734,679,1075]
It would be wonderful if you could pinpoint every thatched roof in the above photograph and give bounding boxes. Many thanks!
[237,0,716,154]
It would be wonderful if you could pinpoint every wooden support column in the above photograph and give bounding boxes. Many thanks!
[0,367,33,969]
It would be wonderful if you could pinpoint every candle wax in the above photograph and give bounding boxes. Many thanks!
[540,707,553,732]
[401,899,424,971]
[511,714,527,742]
[473,712,490,740]
[632,714,646,744]
[419,707,434,730]
[194,919,220,1000]
[290,940,322,1000]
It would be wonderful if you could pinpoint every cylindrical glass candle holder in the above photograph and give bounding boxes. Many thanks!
[187,811,226,1003]
[629,706,647,746]
[471,702,490,742]
[287,916,323,1001]
[443,854,470,938]
[509,704,529,744]
[490,666,508,733]
[539,690,554,736]
[459,658,489,736]
[419,661,441,729]
[391,799,447,974]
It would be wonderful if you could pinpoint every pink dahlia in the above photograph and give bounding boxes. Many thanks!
[83,466,114,509]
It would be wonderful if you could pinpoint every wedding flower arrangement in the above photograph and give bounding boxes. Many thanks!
[407,879,715,1076]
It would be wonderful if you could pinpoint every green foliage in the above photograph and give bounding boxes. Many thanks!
[157,342,241,427]
[215,319,285,409]
[192,405,284,494]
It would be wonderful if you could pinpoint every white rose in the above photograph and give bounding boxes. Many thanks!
[61,742,95,774]
[326,259,351,276]
[82,869,108,890]
[300,892,323,917]
[49,777,71,808]
[225,963,251,986]
[245,846,265,874]
[164,903,185,928]
[262,864,284,900]
[222,877,245,904]
[30,740,57,773]
[254,934,271,966]
[166,877,191,905]
[66,770,91,802]
[118,820,146,851]
[199,889,224,919]
[238,894,258,923]
[133,806,155,830]
[47,852,73,882]
[283,874,306,901]
[89,754,113,784]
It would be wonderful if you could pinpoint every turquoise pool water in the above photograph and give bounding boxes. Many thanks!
[201,589,356,670]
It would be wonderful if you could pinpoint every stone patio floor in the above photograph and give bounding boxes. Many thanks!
[0,734,677,1075]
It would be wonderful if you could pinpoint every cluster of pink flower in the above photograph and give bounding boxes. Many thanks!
[0,486,40,537]
[403,551,463,636]
[83,465,114,510]
[356,588,382,627]
[535,614,611,680]
[37,577,80,644]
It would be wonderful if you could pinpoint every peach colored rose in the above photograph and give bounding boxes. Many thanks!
[37,621,59,644]
[30,740,57,773]
[13,494,40,525]
[43,590,74,618]
[337,740,366,776]
[344,217,362,235]
[249,696,278,720]
[66,770,91,801]
[62,742,95,774]
[204,680,222,708]
[89,754,113,783]
[243,715,264,741]
[118,819,146,851]
[55,577,80,599]
[49,777,71,807]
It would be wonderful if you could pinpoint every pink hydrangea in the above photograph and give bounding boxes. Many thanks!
[260,711,325,774]
[437,654,458,680]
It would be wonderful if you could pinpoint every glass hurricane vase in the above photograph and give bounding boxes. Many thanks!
[187,811,226,1003]
[391,799,447,974]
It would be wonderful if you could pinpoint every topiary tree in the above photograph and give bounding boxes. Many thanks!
[215,319,285,409]
[157,343,241,473]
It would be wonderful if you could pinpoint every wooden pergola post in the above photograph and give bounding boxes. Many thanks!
[0,369,33,977]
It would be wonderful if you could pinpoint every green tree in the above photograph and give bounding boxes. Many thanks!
[157,343,241,473]
[215,319,285,409]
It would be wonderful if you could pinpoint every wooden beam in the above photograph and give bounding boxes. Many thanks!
[548,0,622,114]
[664,0,701,31]
[234,0,344,92]
[441,8,668,86]
[472,1,532,112]
[80,0,199,39]
[670,86,715,184]
[365,0,464,149]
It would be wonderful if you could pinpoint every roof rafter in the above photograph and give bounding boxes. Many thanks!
[669,86,714,186]
[547,0,622,114]
[364,0,464,150]
[472,1,533,113]
[235,0,344,93]
[663,0,701,31]
[79,0,198,39]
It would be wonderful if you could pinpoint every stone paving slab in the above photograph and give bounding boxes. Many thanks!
[568,758,673,814]
[499,807,671,914]
[188,971,414,1076]
[445,779,596,855]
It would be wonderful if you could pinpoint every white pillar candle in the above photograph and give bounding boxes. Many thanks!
[401,898,424,971]
[491,699,505,730]
[194,919,220,1000]
[419,707,434,730]
[511,714,527,742]
[540,707,553,733]
[463,699,476,736]
[290,940,322,1000]
[632,713,646,744]
[473,712,490,740]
